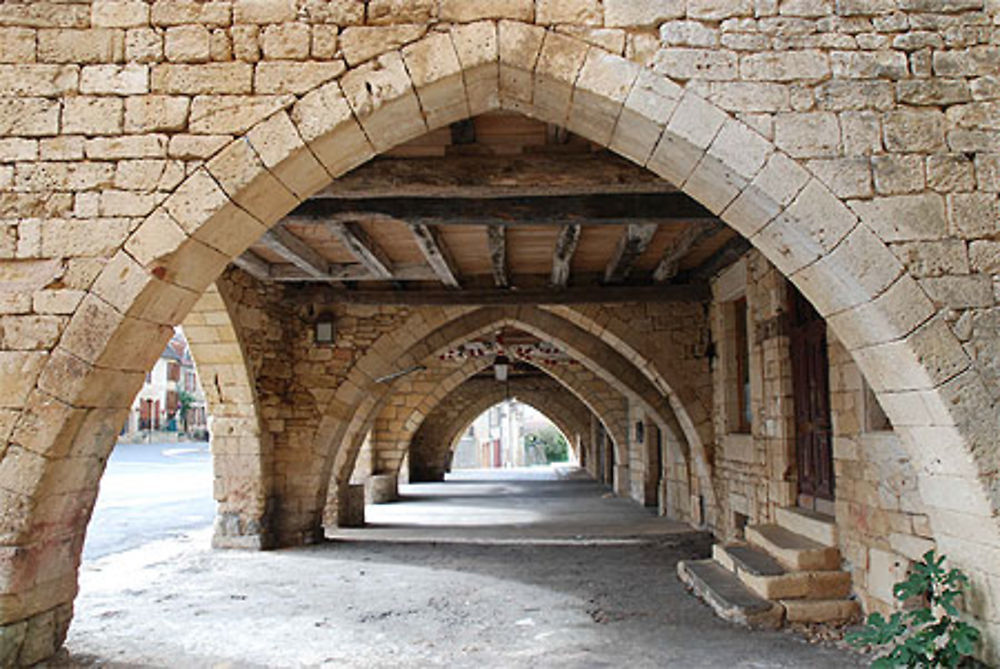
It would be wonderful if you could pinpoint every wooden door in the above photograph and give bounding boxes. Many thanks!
[789,289,834,501]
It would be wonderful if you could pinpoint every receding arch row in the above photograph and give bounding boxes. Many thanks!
[361,352,630,482]
[320,305,696,533]
[0,19,992,660]
[407,375,596,482]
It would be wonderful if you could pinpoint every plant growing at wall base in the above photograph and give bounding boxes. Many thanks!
[847,550,980,668]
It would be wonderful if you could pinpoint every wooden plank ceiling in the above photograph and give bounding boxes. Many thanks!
[234,113,747,305]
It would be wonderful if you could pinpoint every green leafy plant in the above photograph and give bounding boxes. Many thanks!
[176,389,197,434]
[848,550,980,668]
[524,426,569,464]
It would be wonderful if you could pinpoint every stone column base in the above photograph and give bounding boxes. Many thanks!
[337,483,366,527]
[366,474,398,504]
[613,464,630,497]
[212,511,273,550]
[0,604,73,667]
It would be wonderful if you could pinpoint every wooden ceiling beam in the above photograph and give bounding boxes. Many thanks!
[232,251,271,281]
[310,153,678,199]
[408,223,460,288]
[604,223,659,284]
[265,263,438,282]
[551,224,581,288]
[289,192,714,228]
[324,220,394,280]
[257,227,330,279]
[487,225,508,288]
[293,283,711,306]
[653,221,723,283]
[685,236,753,282]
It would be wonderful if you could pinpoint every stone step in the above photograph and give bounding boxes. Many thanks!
[775,506,838,547]
[781,598,861,624]
[746,524,841,572]
[714,544,853,600]
[677,559,784,630]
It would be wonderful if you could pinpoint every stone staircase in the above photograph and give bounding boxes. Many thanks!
[678,506,860,629]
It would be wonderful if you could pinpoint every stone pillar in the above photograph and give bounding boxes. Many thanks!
[212,509,272,550]
[337,484,366,527]
[0,604,74,667]
[366,474,398,504]
[614,464,631,496]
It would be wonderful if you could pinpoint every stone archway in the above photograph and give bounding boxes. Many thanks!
[0,16,996,662]
[321,305,690,525]
[182,281,273,549]
[361,341,635,483]
[407,375,595,481]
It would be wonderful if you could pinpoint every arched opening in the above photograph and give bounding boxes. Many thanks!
[82,325,214,562]
[0,18,994,665]
[450,401,577,471]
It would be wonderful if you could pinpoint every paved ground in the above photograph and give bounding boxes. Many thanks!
[62,466,865,668]
[83,441,213,560]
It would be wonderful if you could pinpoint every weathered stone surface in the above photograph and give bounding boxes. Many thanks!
[165,25,212,63]
[340,25,428,67]
[80,64,149,95]
[0,99,60,137]
[62,97,124,136]
[189,95,294,135]
[38,29,124,64]
[438,0,534,21]
[261,22,311,60]
[151,63,253,94]
[124,96,190,133]
[254,61,346,95]
[605,0,685,26]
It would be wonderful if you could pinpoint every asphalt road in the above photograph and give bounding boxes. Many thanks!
[82,441,214,561]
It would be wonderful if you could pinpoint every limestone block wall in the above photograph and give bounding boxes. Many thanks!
[828,333,936,616]
[709,251,797,538]
[707,250,945,625]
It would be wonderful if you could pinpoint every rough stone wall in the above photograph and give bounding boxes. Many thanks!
[708,251,798,538]
[708,250,943,622]
[827,332,936,616]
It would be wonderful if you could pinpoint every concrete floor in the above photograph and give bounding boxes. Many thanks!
[62,466,865,667]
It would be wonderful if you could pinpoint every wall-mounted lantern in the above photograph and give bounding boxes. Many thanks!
[635,420,645,443]
[493,354,510,382]
[314,314,335,345]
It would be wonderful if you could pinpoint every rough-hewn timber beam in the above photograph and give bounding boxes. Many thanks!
[551,224,581,288]
[324,221,393,279]
[653,222,723,282]
[232,251,270,281]
[265,263,438,282]
[604,223,659,284]
[257,227,330,279]
[310,153,679,199]
[294,283,711,306]
[408,223,460,288]
[487,225,508,288]
[686,236,753,281]
[289,193,714,227]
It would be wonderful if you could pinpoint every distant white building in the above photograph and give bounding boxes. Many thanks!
[122,329,208,441]
[453,401,547,469]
